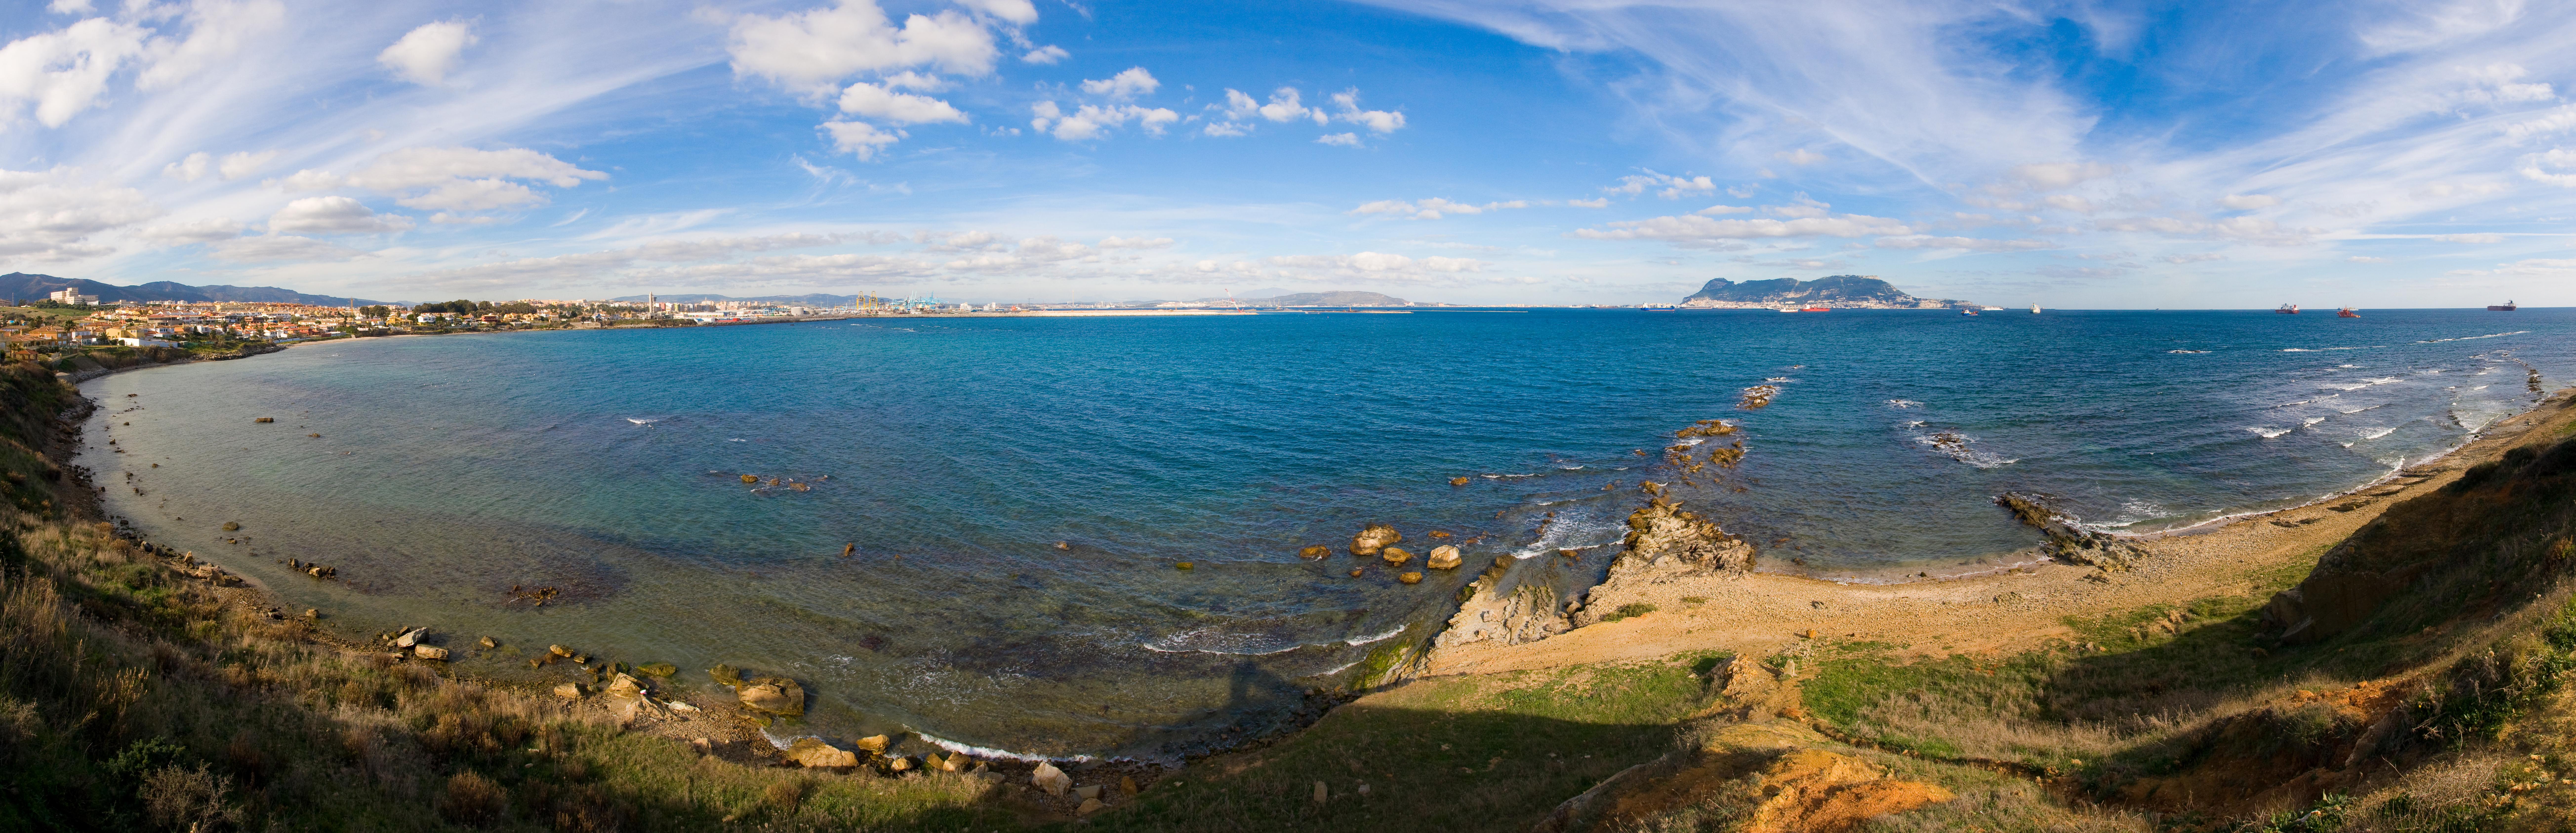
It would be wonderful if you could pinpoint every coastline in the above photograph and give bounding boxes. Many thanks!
[1421,385,2576,677]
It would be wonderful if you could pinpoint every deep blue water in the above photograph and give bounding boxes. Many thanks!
[79,307,2576,760]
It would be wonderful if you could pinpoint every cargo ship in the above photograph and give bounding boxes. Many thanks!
[2275,303,2299,314]
[2489,300,2517,311]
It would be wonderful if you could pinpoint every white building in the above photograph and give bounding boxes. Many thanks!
[48,288,99,305]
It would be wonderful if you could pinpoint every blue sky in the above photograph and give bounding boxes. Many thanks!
[0,0,2570,306]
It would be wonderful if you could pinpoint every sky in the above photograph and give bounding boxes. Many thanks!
[0,0,2571,307]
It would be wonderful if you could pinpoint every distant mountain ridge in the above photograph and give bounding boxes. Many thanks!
[1682,275,1967,309]
[1244,291,1415,307]
[0,272,390,307]
[608,293,856,306]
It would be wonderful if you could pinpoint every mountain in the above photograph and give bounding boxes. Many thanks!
[0,272,391,307]
[1246,291,1415,307]
[608,293,856,306]
[1682,275,1967,309]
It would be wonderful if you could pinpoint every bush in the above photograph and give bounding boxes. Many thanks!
[439,771,510,828]
[140,763,238,831]
[1602,603,1659,622]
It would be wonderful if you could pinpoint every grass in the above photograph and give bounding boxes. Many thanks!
[1078,656,1723,832]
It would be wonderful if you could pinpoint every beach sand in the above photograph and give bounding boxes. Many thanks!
[1421,387,2576,678]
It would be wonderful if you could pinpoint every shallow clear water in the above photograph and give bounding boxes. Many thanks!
[79,308,2576,760]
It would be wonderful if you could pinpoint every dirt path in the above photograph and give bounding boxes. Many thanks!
[1423,390,2576,677]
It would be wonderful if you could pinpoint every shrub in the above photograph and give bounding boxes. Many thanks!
[439,771,510,828]
[1602,603,1659,622]
[140,763,239,831]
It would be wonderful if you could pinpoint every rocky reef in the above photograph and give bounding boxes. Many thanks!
[1995,492,2148,570]
[1436,559,1573,649]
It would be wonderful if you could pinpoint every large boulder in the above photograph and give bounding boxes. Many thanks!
[413,645,449,661]
[853,734,890,753]
[739,677,806,716]
[1032,761,1073,796]
[1350,524,1400,556]
[1426,545,1462,570]
[787,738,859,769]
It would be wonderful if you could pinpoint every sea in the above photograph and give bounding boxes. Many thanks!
[76,307,2576,761]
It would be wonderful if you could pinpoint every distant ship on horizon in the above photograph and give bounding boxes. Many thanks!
[2489,300,2518,311]
[2338,307,2360,318]
[2276,303,2300,314]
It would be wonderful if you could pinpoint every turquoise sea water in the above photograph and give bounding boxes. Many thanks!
[78,308,2576,760]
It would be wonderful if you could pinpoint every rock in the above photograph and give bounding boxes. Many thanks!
[222,521,239,531]
[1348,568,1363,578]
[787,738,859,769]
[739,678,806,716]
[1121,776,1139,796]
[1032,761,1073,796]
[1313,781,1327,804]
[1078,798,1105,815]
[393,628,425,648]
[304,609,319,620]
[886,755,913,772]
[1298,545,1331,559]
[603,673,646,699]
[253,417,272,423]
[550,644,574,658]
[1399,571,1423,584]
[1380,547,1413,566]
[853,734,890,753]
[478,636,497,648]
[1076,784,1103,800]
[740,474,758,483]
[670,701,701,713]
[637,662,676,678]
[1450,477,1469,486]
[1426,545,1462,570]
[414,645,449,661]
[707,664,742,686]
[1351,523,1401,556]
[1175,561,1194,570]
[554,683,584,699]
[943,753,969,772]
[1428,530,1451,538]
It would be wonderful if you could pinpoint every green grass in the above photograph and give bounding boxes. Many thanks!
[1079,657,1721,833]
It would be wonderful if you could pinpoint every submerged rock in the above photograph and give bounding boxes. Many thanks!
[1350,523,1401,556]
[1450,477,1470,486]
[1996,492,2148,570]
[1398,571,1423,585]
[707,664,742,686]
[1298,545,1331,559]
[1380,547,1412,566]
[739,678,806,716]
[1426,545,1462,570]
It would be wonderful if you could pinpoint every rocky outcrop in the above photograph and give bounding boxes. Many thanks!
[787,738,859,768]
[1996,492,2147,570]
[1426,545,1461,570]
[1608,495,1755,580]
[1351,523,1400,556]
[1436,560,1571,649]
[738,678,806,716]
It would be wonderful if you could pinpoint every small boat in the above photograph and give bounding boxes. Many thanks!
[1778,307,1800,313]
[1960,308,1978,316]
[2275,303,2299,314]
[1800,306,1831,312]
[2337,307,2360,318]
[1980,306,2004,311]
[1639,303,1677,311]
[2489,300,2517,311]
[2030,304,2041,313]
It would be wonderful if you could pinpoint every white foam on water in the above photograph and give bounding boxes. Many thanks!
[1512,510,1621,559]
[625,417,658,425]
[915,731,1097,763]
[2415,330,2528,344]
[1885,399,1923,409]
[2362,426,2398,440]
[2169,349,2210,354]
[1142,627,1302,656]
[2302,417,2326,428]
[2248,426,2292,439]
[1304,659,1364,678]
[1344,626,1405,646]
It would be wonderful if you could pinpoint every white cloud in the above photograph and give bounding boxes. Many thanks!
[2504,104,2576,143]
[377,21,477,86]
[163,151,211,182]
[1256,87,1324,124]
[139,0,286,90]
[1020,45,1068,64]
[2445,257,2576,279]
[728,0,1000,95]
[2411,180,2511,199]
[2043,194,2096,213]
[268,196,413,234]
[1329,89,1404,133]
[1265,251,1485,277]
[208,235,367,262]
[1871,235,2053,252]
[403,232,880,288]
[0,18,148,127]
[2007,162,2118,190]
[0,167,159,261]
[1693,204,1751,215]
[2091,215,2316,246]
[1098,236,1174,249]
[837,82,966,124]
[1606,171,1717,199]
[218,150,275,180]
[1030,101,1178,141]
[295,146,608,212]
[47,0,92,12]
[2159,252,2225,263]
[2433,232,2506,243]
[1316,132,1360,147]
[1350,198,1531,219]
[2519,147,2576,187]
[1571,212,1911,247]
[953,0,1037,25]
[2347,255,2392,263]
[1567,197,1609,208]
[2217,194,2280,209]
[138,218,243,243]
[822,120,903,159]
[1080,67,1159,99]
[1775,148,1825,165]
[1202,121,1249,137]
